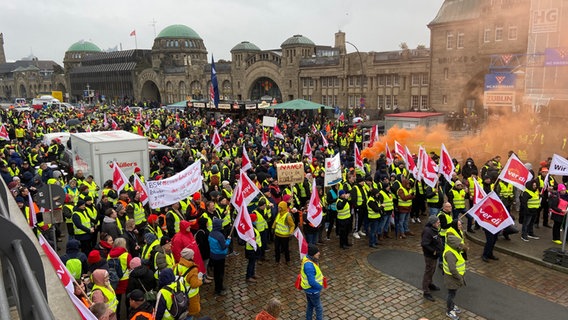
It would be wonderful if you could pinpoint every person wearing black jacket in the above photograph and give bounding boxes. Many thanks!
[421,215,443,302]
[126,257,157,301]
[425,182,444,217]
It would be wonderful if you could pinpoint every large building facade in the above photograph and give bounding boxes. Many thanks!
[1,0,567,118]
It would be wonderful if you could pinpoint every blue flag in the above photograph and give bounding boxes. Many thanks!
[210,55,220,108]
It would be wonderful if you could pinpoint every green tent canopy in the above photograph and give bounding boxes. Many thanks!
[267,99,334,110]
[166,100,187,107]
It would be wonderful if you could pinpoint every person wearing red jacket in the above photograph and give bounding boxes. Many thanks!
[171,220,206,274]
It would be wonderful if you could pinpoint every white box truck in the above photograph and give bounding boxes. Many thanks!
[70,131,150,189]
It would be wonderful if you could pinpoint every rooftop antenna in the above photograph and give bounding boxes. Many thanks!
[150,18,158,38]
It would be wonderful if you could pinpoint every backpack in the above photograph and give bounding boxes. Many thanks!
[65,258,82,281]
[107,257,124,290]
[163,280,189,319]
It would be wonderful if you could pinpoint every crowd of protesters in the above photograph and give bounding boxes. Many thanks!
[1,103,567,320]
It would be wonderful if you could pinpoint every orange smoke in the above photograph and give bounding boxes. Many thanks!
[361,110,568,166]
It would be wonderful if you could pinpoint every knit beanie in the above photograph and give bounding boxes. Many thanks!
[129,257,142,269]
[87,250,101,265]
[181,248,194,260]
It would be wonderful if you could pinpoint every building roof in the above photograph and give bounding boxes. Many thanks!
[429,0,481,26]
[385,112,444,118]
[67,40,102,53]
[69,62,137,74]
[0,60,60,74]
[156,24,202,39]
[281,34,315,47]
[231,41,261,52]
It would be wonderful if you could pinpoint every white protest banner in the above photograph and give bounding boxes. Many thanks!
[324,153,342,187]
[147,160,203,208]
[262,116,278,127]
[549,154,568,176]
[276,162,305,185]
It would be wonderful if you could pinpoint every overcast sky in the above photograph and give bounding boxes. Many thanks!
[2,0,443,65]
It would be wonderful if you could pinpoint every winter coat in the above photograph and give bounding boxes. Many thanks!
[171,220,206,273]
[443,233,466,290]
[421,222,443,259]
[126,265,157,294]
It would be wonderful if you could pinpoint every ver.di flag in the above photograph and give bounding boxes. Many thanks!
[293,227,308,260]
[419,147,439,188]
[132,173,149,206]
[234,203,257,250]
[467,191,514,234]
[261,129,269,148]
[394,140,405,157]
[320,131,329,147]
[404,146,418,177]
[211,128,223,152]
[112,161,130,193]
[38,233,98,320]
[307,179,323,227]
[220,117,233,129]
[230,170,261,210]
[241,145,252,172]
[438,143,455,182]
[0,124,9,141]
[354,143,364,173]
[385,143,394,166]
[303,134,313,162]
[273,125,284,140]
[472,177,487,205]
[497,153,533,191]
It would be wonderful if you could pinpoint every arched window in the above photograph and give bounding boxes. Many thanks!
[179,81,187,101]
[190,80,202,99]
[166,81,174,104]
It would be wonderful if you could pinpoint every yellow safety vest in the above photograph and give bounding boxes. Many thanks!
[437,211,453,236]
[398,186,412,207]
[451,189,466,209]
[168,210,185,234]
[90,285,118,312]
[274,212,292,237]
[366,196,381,219]
[159,281,187,320]
[336,199,351,220]
[300,257,323,289]
[173,264,199,298]
[246,228,262,251]
[526,189,540,209]
[443,245,466,276]
[498,182,513,198]
[73,210,91,235]
[379,190,394,211]
[130,202,145,225]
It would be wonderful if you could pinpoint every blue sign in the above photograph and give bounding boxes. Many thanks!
[544,48,568,66]
[484,73,516,91]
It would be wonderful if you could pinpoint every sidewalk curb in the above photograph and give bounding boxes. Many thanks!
[466,233,568,275]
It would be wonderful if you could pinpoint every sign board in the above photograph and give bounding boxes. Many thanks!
[193,102,206,108]
[324,154,342,186]
[147,160,203,208]
[483,91,515,108]
[245,103,257,110]
[276,162,305,185]
[531,8,559,33]
[484,73,516,91]
[544,48,568,66]
[262,116,278,128]
[218,103,231,109]
[258,101,270,109]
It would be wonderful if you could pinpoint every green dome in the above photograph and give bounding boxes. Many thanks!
[231,41,261,52]
[157,24,202,39]
[67,40,102,52]
[281,34,315,47]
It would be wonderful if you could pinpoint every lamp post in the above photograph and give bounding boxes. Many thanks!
[345,41,365,110]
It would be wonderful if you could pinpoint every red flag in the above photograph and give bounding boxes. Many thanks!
[467,191,514,234]
[311,124,318,134]
[112,161,129,193]
[273,125,284,140]
[472,177,486,205]
[132,173,149,206]
[137,126,143,136]
[234,203,257,250]
[38,234,98,320]
[220,117,233,129]
[230,170,261,209]
[497,153,533,191]
[404,146,418,177]
[136,110,141,122]
[27,193,37,227]
[307,179,323,227]
[438,143,455,181]
[369,125,379,147]
[111,119,119,130]
[241,145,252,172]
[394,140,405,157]
[320,131,329,147]
[419,147,439,188]
[293,227,309,260]
[211,128,223,152]
[130,29,136,36]
[209,83,215,104]
[385,143,393,166]
[103,113,108,127]
[86,124,91,133]
[338,112,345,121]
[303,134,312,161]
[0,124,9,141]
[261,129,269,148]
[354,143,364,173]
[144,119,151,131]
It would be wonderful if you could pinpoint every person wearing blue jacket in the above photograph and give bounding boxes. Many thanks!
[208,218,231,296]
[300,244,325,320]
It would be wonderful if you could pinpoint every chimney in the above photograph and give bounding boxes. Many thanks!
[0,33,6,64]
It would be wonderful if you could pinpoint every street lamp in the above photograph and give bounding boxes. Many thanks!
[345,41,365,109]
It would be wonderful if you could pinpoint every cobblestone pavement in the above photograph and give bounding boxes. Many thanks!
[199,220,568,319]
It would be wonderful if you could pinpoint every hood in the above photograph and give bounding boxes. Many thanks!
[91,269,108,286]
[212,218,223,231]
[158,268,175,288]
[129,265,150,278]
[108,246,127,258]
[180,220,191,234]
[66,239,81,253]
[103,216,116,223]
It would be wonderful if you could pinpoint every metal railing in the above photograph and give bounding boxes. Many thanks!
[0,179,55,320]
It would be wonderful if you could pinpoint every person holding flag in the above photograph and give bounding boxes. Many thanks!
[300,244,326,320]
[520,180,541,242]
[245,213,262,283]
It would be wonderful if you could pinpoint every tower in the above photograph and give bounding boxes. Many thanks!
[0,33,5,64]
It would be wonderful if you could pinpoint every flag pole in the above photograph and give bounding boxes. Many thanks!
[135,34,138,49]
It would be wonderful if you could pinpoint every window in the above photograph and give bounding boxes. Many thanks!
[495,24,503,41]
[446,31,454,49]
[411,96,419,109]
[321,77,328,87]
[508,26,518,40]
[385,75,392,86]
[444,68,449,80]
[322,95,327,105]
[385,95,392,109]
[420,96,428,109]
[378,75,385,86]
[484,28,491,43]
[443,95,448,104]
[421,73,429,85]
[378,96,384,108]
[457,32,464,49]
[393,74,399,86]
[411,74,420,86]
[393,95,398,108]
[349,77,354,87]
